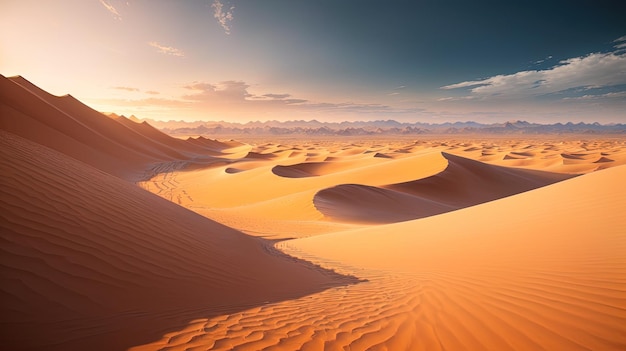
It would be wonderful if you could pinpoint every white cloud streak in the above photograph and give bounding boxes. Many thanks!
[180,80,425,114]
[99,0,121,20]
[212,0,234,34]
[562,91,626,101]
[148,41,185,57]
[113,86,139,92]
[441,52,626,100]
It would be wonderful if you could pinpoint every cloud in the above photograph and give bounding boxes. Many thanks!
[179,80,423,114]
[393,86,407,90]
[148,41,185,57]
[212,0,234,34]
[184,81,309,105]
[614,35,626,50]
[99,0,121,20]
[562,91,626,101]
[94,78,433,121]
[113,86,139,92]
[263,93,292,99]
[437,96,475,102]
[184,81,251,101]
[145,90,160,95]
[441,51,626,100]
[89,97,191,109]
[533,55,553,64]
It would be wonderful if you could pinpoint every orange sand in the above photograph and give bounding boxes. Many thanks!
[2,74,625,350]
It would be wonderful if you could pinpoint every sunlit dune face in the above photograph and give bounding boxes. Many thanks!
[132,135,626,350]
[2,3,626,349]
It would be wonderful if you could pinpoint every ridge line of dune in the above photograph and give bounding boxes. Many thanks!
[312,151,574,223]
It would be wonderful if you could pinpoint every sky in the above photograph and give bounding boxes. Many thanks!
[1,0,625,123]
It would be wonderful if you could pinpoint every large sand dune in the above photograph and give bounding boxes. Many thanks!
[314,152,573,223]
[2,76,625,350]
[0,131,356,351]
[0,75,237,180]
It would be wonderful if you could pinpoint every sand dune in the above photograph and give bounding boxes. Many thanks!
[2,77,625,350]
[0,131,357,351]
[0,74,234,180]
[139,164,626,350]
[314,152,574,223]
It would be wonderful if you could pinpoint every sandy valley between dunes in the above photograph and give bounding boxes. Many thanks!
[1,74,626,350]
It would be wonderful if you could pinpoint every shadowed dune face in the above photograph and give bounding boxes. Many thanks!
[0,75,235,180]
[2,76,626,350]
[137,164,626,351]
[0,131,359,351]
[314,152,574,223]
[271,158,380,178]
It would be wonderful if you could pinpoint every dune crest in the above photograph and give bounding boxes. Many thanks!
[2,76,625,350]
[0,74,235,180]
[314,152,574,223]
[0,131,358,351]
[136,165,626,350]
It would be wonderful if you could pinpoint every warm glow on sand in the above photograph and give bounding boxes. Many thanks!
[1,74,625,350]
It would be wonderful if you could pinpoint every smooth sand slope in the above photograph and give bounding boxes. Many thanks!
[2,76,625,350]
[137,164,626,351]
[0,131,357,351]
[314,152,573,223]
[135,137,625,350]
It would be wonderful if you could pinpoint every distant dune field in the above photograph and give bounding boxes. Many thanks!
[2,75,625,350]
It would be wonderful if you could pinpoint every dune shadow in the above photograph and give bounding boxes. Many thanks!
[314,152,576,224]
[0,131,363,351]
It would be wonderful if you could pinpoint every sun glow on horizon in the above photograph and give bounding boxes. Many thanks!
[1,0,624,123]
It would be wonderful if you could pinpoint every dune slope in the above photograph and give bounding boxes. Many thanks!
[0,131,357,351]
[314,152,574,223]
[284,164,626,350]
[0,75,232,180]
[134,162,626,351]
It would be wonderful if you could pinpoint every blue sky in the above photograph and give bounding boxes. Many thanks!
[1,0,625,122]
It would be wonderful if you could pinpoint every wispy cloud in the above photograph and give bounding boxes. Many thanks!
[99,0,121,20]
[183,81,307,105]
[148,41,185,57]
[262,93,292,99]
[181,80,423,114]
[113,86,139,92]
[614,35,626,50]
[614,35,626,43]
[441,51,626,100]
[184,81,250,101]
[533,55,553,64]
[562,91,626,101]
[94,79,429,121]
[212,0,234,34]
[145,90,160,95]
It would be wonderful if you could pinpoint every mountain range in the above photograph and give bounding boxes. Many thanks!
[122,116,626,136]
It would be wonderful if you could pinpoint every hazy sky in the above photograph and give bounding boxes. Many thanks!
[2,0,625,123]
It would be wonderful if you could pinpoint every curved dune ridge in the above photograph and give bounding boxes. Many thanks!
[314,152,574,223]
[271,158,379,178]
[0,131,358,351]
[0,74,234,180]
[136,164,626,351]
[2,75,626,350]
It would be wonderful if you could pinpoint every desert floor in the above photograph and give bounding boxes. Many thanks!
[2,74,626,351]
[133,135,626,350]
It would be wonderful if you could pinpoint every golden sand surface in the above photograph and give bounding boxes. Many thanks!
[136,136,626,351]
[2,74,625,350]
